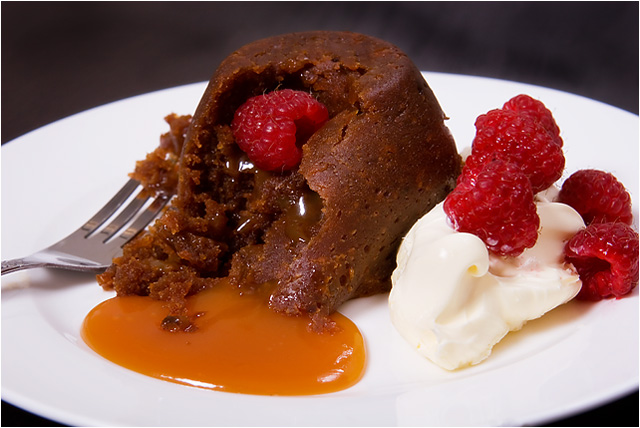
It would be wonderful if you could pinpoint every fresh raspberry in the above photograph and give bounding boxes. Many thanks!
[503,94,563,146]
[444,159,540,257]
[564,222,639,300]
[231,89,329,171]
[471,108,565,193]
[558,169,633,225]
[457,150,496,186]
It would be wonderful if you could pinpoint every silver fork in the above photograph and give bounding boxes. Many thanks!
[1,178,171,275]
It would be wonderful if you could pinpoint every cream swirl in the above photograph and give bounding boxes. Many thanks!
[389,199,585,370]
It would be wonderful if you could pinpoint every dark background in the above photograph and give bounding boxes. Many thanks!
[2,1,638,426]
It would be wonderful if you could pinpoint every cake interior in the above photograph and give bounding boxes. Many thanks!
[98,64,370,326]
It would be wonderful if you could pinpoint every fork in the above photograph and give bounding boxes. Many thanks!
[1,178,172,275]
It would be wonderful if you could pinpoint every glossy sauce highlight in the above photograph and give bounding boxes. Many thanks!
[82,281,365,395]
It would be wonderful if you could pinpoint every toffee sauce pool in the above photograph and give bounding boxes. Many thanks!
[81,280,366,395]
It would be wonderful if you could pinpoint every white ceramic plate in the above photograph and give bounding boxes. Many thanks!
[2,73,638,426]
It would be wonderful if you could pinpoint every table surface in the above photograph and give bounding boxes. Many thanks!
[2,2,638,426]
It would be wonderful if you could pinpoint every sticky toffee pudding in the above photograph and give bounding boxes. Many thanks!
[86,31,461,394]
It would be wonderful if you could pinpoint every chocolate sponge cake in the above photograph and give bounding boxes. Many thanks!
[98,31,461,327]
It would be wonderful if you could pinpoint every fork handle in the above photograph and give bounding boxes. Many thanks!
[1,257,48,275]
[1,254,107,275]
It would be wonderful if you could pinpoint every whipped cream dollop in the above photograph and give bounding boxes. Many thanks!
[389,198,585,370]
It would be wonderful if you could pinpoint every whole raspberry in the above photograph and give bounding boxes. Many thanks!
[444,159,540,257]
[231,89,329,171]
[558,169,633,225]
[503,94,563,147]
[565,222,639,300]
[471,108,565,193]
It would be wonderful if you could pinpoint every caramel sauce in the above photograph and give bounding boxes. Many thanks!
[224,147,323,244]
[284,190,323,244]
[86,128,349,395]
[82,280,365,395]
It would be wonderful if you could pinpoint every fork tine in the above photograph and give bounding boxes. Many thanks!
[81,178,141,235]
[103,193,172,250]
[120,193,172,240]
[96,194,150,242]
